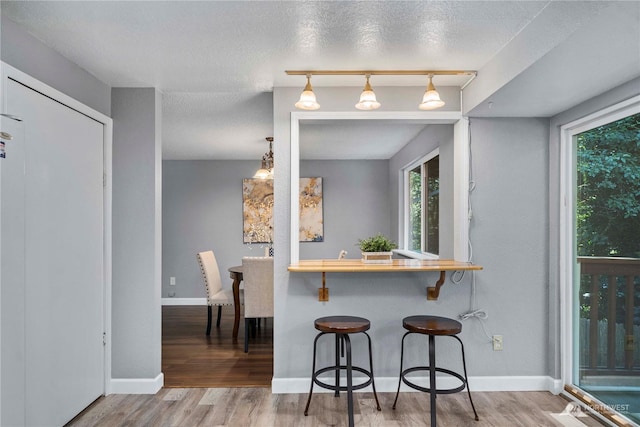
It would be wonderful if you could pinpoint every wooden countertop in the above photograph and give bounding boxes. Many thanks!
[288,259,482,301]
[288,258,482,273]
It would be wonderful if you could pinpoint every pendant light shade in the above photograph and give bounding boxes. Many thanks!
[355,75,381,110]
[419,75,445,110]
[294,75,320,110]
[253,137,274,179]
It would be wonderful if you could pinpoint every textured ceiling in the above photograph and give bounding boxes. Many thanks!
[2,1,638,159]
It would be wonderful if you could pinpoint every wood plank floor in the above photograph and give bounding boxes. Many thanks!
[66,306,609,426]
[68,388,606,426]
[162,305,273,388]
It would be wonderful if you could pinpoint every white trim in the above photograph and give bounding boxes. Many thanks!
[453,117,470,261]
[109,373,164,395]
[559,96,640,389]
[401,148,440,257]
[272,375,561,394]
[0,62,114,398]
[289,111,468,264]
[161,297,207,306]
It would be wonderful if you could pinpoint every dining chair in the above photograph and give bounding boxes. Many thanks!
[197,250,237,336]
[242,256,274,353]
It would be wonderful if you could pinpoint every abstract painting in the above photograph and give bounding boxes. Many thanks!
[242,178,274,243]
[299,177,323,242]
[242,177,324,243]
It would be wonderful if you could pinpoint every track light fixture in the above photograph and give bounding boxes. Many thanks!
[286,70,476,111]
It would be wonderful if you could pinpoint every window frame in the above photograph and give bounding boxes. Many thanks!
[289,111,469,264]
[402,148,440,259]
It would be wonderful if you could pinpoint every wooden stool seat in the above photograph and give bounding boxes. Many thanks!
[402,315,462,335]
[314,315,370,334]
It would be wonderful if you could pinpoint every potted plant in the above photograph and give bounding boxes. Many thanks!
[357,233,397,264]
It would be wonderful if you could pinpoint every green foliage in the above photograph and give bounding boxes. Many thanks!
[357,233,398,252]
[576,113,640,258]
[409,169,421,250]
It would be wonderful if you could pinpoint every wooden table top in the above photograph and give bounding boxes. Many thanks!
[288,259,482,273]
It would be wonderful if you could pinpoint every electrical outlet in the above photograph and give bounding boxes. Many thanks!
[493,335,503,351]
[170,277,176,286]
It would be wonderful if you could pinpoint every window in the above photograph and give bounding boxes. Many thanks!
[405,149,439,256]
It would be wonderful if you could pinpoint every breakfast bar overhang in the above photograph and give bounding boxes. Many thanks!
[288,259,483,301]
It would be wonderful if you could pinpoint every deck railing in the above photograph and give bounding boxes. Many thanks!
[578,256,640,375]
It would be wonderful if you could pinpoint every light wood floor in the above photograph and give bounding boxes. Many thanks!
[67,307,606,426]
[68,388,606,426]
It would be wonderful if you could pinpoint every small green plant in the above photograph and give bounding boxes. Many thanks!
[357,233,397,252]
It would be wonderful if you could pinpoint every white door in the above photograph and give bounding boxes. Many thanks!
[0,112,27,427]
[7,78,104,426]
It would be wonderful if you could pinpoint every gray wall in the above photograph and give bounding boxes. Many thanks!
[161,159,393,298]
[273,85,551,386]
[465,117,550,371]
[546,76,640,379]
[162,160,264,299]
[299,160,390,260]
[1,15,111,117]
[111,88,162,380]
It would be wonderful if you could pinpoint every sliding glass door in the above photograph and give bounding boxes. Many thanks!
[569,109,640,423]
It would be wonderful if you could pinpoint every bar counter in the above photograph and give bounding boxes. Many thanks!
[288,259,482,301]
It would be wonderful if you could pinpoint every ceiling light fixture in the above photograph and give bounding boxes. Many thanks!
[254,137,274,179]
[419,74,445,110]
[294,74,320,110]
[355,74,381,110]
[286,70,476,111]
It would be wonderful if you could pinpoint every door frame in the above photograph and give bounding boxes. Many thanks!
[559,94,640,387]
[0,62,113,395]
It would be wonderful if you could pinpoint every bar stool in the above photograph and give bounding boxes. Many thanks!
[392,315,479,427]
[304,315,381,427]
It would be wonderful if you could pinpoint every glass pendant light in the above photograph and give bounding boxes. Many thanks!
[294,74,320,110]
[253,137,274,179]
[355,74,381,110]
[419,75,445,110]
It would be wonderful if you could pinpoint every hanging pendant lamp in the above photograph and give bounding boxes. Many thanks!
[355,74,381,110]
[294,74,320,110]
[418,75,445,110]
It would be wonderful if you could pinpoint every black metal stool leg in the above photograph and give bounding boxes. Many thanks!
[393,331,410,409]
[454,335,479,421]
[304,332,324,416]
[364,332,381,411]
[344,334,354,427]
[335,333,341,397]
[429,334,437,427]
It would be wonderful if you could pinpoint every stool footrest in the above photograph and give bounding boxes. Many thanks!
[400,366,466,394]
[313,365,374,392]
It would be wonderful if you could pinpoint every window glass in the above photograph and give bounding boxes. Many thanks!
[405,151,439,256]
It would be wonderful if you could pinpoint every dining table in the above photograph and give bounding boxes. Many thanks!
[228,265,243,342]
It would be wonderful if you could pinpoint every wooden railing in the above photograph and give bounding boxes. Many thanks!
[578,257,640,375]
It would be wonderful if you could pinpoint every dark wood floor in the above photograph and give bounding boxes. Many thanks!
[162,305,273,388]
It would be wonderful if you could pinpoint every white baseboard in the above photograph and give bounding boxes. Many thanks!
[272,375,561,395]
[161,297,207,306]
[109,373,164,394]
